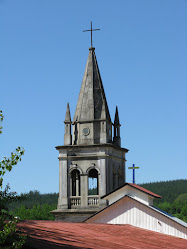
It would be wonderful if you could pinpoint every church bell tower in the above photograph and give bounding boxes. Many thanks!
[53,45,128,221]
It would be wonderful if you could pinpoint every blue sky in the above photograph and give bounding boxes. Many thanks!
[0,0,186,194]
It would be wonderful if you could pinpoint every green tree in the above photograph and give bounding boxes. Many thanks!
[140,180,187,204]
[0,110,26,249]
[175,193,187,202]
[155,200,187,223]
[11,204,56,221]
[8,191,58,211]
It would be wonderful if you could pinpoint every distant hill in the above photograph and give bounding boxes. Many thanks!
[7,179,187,222]
[140,179,187,203]
[8,190,58,210]
[8,179,187,211]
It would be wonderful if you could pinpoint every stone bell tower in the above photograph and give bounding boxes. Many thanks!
[52,46,128,221]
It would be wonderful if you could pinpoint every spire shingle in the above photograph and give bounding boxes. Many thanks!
[73,47,111,122]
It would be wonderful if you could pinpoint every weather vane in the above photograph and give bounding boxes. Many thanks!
[83,21,100,47]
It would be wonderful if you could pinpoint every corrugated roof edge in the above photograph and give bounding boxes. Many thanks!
[152,206,187,228]
[85,195,187,229]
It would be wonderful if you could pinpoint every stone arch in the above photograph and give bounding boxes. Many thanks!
[86,166,100,175]
[69,165,83,175]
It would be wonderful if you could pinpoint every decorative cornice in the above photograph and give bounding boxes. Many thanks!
[56,143,128,153]
[58,154,126,162]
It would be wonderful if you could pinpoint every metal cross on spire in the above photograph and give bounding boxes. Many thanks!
[83,21,100,47]
[128,164,139,184]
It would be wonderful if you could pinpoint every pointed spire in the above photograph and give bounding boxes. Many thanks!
[73,47,111,122]
[64,103,71,123]
[64,103,72,145]
[113,106,121,147]
[114,106,120,126]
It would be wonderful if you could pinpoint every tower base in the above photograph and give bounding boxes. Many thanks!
[51,209,100,222]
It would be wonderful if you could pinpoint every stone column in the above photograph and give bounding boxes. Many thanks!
[76,172,79,196]
[80,173,88,208]
[58,158,68,209]
[99,158,107,208]
[100,158,106,196]
[69,174,72,196]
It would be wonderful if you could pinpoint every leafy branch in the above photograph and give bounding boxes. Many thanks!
[0,110,3,134]
[0,110,26,248]
[0,110,25,188]
[0,147,25,188]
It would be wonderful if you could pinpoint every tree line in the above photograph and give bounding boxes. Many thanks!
[6,179,187,222]
[8,191,58,210]
[140,179,187,203]
[8,191,58,221]
[140,179,187,222]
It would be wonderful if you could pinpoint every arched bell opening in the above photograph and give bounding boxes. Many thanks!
[71,169,81,196]
[88,169,98,195]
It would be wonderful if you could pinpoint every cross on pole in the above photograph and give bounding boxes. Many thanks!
[128,164,139,184]
[83,21,100,47]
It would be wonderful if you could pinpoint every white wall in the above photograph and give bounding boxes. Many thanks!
[105,185,154,206]
[87,196,187,239]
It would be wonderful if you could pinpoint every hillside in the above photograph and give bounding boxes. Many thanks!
[139,179,187,203]
[8,179,187,210]
[8,191,58,210]
[7,179,187,222]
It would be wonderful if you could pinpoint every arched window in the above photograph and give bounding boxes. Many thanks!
[88,169,98,195]
[71,169,80,196]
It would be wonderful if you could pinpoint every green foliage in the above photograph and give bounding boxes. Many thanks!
[0,185,20,211]
[140,179,187,223]
[8,191,58,211]
[10,204,56,221]
[175,193,187,202]
[0,110,26,248]
[155,201,187,223]
[0,219,27,249]
[140,179,187,203]
[7,191,58,221]
[0,111,24,189]
[0,185,27,248]
[0,147,24,188]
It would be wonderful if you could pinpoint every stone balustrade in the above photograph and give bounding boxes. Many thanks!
[70,196,81,206]
[70,195,100,208]
[88,196,99,206]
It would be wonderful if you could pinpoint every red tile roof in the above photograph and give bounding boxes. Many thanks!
[19,221,186,249]
[128,183,162,198]
[102,183,162,199]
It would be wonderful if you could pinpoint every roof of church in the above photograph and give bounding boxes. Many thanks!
[19,220,187,248]
[73,47,111,122]
[128,183,162,198]
[102,182,162,199]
